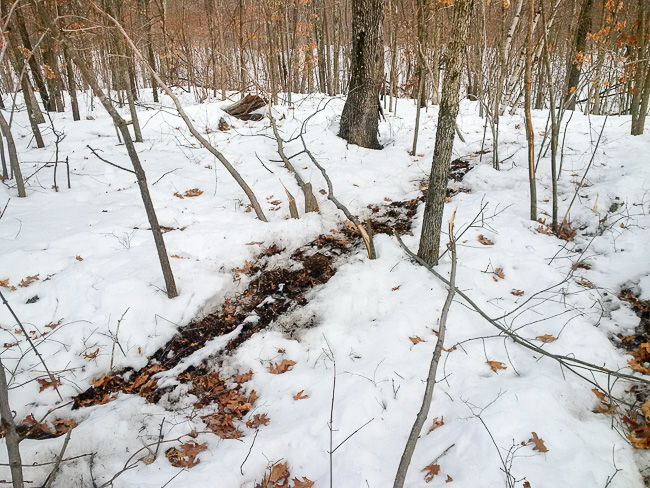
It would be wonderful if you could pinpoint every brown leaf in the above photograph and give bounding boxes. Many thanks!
[0,278,10,288]
[442,346,457,353]
[202,412,242,439]
[293,390,309,400]
[173,192,184,199]
[246,241,265,245]
[267,462,290,483]
[410,336,425,344]
[269,359,296,374]
[246,413,270,428]
[536,335,557,343]
[523,482,531,488]
[528,432,548,453]
[446,475,453,483]
[75,255,84,261]
[423,463,440,482]
[4,342,18,348]
[494,268,505,280]
[52,419,77,436]
[511,289,525,296]
[270,200,281,206]
[83,348,100,360]
[44,319,63,330]
[184,188,203,197]
[19,274,39,287]
[487,361,507,373]
[392,286,401,291]
[478,235,494,245]
[293,477,315,488]
[427,416,444,434]
[234,371,253,383]
[38,377,62,392]
[165,441,207,468]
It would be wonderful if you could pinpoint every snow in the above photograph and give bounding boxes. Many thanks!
[1,90,649,487]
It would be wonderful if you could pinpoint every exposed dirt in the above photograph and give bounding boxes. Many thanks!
[71,158,475,411]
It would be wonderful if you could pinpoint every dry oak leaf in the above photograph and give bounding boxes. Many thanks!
[246,413,270,428]
[493,268,505,280]
[511,289,525,296]
[165,441,207,468]
[487,361,507,373]
[293,477,315,488]
[84,348,100,359]
[423,463,440,482]
[410,336,425,344]
[269,359,296,374]
[523,483,531,488]
[234,371,254,383]
[19,274,39,287]
[446,475,453,483]
[0,278,11,288]
[536,335,557,343]
[266,462,290,484]
[478,234,494,245]
[173,192,184,199]
[38,377,62,392]
[52,418,77,436]
[293,390,309,400]
[75,255,83,261]
[427,416,444,434]
[184,188,203,197]
[528,432,548,453]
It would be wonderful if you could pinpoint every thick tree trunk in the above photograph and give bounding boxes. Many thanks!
[338,0,384,149]
[564,0,593,110]
[417,0,474,266]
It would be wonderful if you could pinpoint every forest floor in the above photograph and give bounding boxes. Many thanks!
[1,91,649,487]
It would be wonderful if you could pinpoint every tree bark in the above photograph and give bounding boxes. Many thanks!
[0,357,23,488]
[564,0,593,110]
[417,0,474,266]
[338,0,384,149]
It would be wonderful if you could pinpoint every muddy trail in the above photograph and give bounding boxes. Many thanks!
[67,157,475,417]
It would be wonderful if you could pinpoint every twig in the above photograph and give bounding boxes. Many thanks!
[44,428,72,488]
[331,418,374,453]
[393,209,457,488]
[239,427,259,475]
[110,308,129,372]
[86,145,136,174]
[0,357,23,488]
[0,198,9,220]
[0,290,63,400]
[300,134,376,259]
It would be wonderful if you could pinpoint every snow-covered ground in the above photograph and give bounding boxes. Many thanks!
[1,90,649,487]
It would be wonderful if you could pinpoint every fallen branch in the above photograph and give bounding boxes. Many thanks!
[393,210,457,488]
[393,232,650,386]
[87,146,135,174]
[268,110,319,214]
[300,134,376,259]
[0,357,23,488]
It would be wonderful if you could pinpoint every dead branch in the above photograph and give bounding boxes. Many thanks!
[300,135,376,259]
[268,110,319,214]
[393,232,650,387]
[393,210,457,488]
[86,146,135,174]
[0,357,23,488]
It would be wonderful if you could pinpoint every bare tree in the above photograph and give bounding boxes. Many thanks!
[339,0,384,149]
[417,0,474,266]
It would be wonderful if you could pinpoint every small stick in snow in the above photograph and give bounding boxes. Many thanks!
[110,308,129,372]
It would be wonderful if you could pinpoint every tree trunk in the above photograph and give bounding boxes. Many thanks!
[417,0,474,266]
[564,0,593,110]
[339,0,384,149]
[0,112,26,198]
